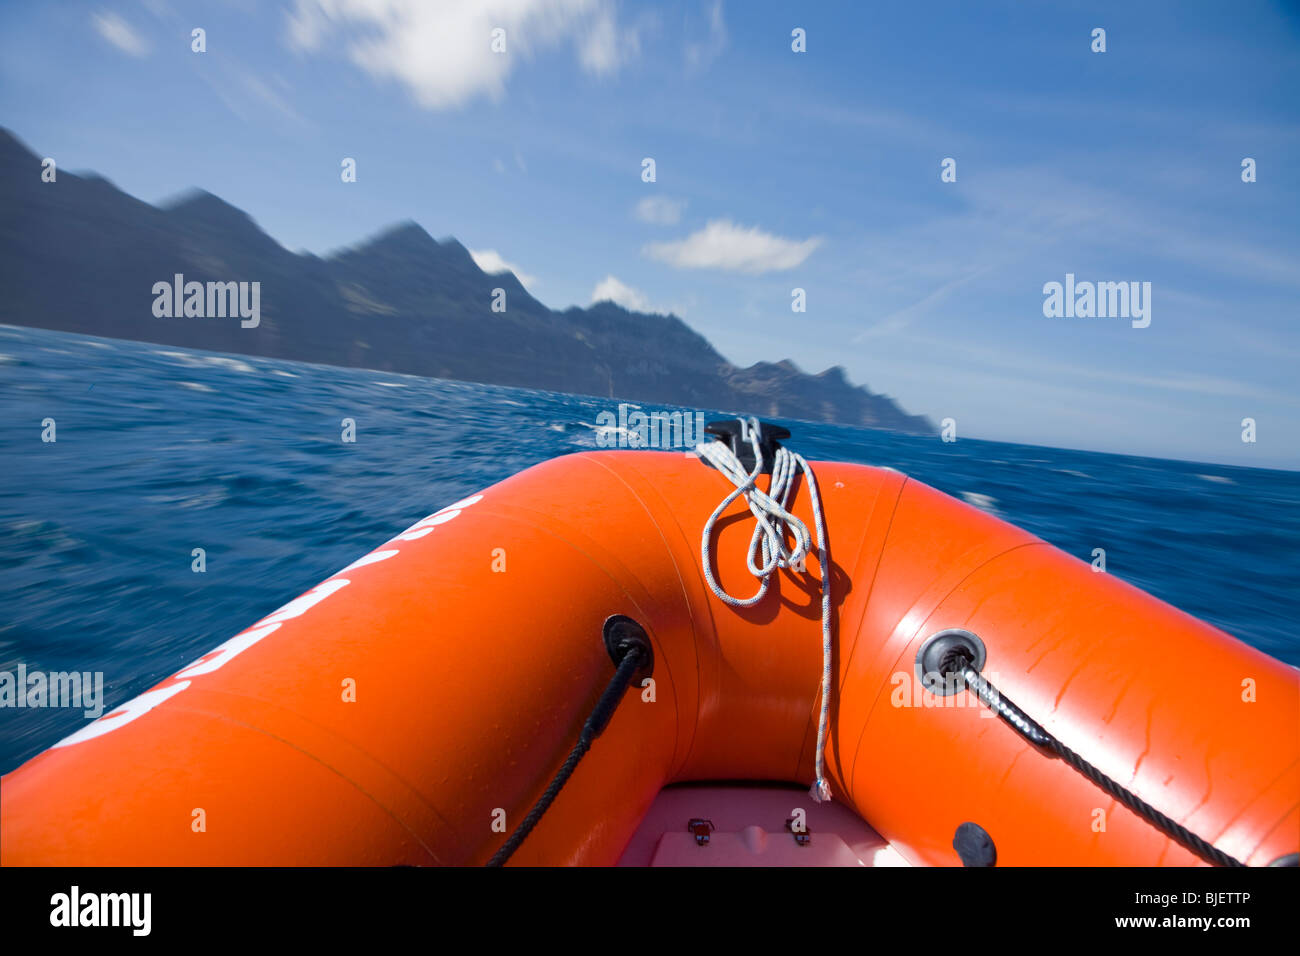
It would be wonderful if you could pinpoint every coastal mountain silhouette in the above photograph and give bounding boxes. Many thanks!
[0,128,932,432]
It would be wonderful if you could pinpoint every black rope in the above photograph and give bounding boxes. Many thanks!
[957,662,1245,867]
[486,645,645,867]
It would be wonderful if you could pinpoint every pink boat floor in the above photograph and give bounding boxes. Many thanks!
[616,783,911,866]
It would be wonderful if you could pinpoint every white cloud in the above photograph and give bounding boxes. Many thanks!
[470,249,537,289]
[591,275,650,311]
[578,6,641,75]
[92,11,149,57]
[286,0,639,110]
[643,220,822,274]
[684,0,727,71]
[634,195,686,225]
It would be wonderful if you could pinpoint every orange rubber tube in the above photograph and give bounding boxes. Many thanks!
[2,451,1296,865]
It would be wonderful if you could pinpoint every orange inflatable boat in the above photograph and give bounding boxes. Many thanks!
[2,421,1297,866]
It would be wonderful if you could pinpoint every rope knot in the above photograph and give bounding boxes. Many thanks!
[696,417,834,804]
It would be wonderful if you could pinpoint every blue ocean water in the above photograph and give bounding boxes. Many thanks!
[1,323,1297,774]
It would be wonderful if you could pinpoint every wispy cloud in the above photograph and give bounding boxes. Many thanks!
[197,65,309,128]
[960,168,1300,289]
[92,11,149,57]
[470,248,537,289]
[684,0,727,71]
[644,219,821,274]
[240,73,309,126]
[578,5,641,76]
[285,0,639,110]
[840,163,1300,350]
[853,263,1001,342]
[887,331,1298,406]
[633,195,686,225]
[591,275,650,311]
[791,98,952,147]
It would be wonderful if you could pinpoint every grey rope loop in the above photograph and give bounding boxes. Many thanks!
[695,417,835,803]
[954,658,1246,867]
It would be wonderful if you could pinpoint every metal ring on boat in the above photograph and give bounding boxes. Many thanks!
[916,628,986,697]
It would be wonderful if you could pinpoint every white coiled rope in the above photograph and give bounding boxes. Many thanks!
[695,417,834,803]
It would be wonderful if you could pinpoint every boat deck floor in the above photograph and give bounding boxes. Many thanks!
[615,782,910,866]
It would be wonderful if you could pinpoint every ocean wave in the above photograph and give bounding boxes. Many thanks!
[154,350,256,374]
[960,491,1000,514]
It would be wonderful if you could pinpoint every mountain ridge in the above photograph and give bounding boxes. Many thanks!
[0,127,932,433]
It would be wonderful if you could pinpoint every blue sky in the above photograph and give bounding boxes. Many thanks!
[1,0,1297,468]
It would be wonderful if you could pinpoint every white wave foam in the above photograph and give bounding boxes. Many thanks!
[960,491,999,514]
[155,350,255,373]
